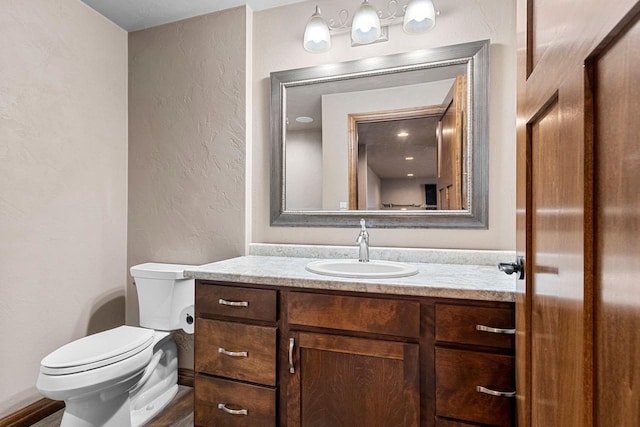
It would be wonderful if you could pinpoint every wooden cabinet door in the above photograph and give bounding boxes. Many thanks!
[437,75,466,210]
[284,332,419,427]
[516,1,640,426]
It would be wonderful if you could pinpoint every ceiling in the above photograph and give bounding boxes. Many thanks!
[360,116,440,180]
[80,0,307,31]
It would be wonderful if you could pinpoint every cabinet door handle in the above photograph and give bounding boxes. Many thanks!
[217,403,248,416]
[476,386,516,398]
[218,298,249,307]
[476,324,516,335]
[218,347,248,358]
[288,337,295,374]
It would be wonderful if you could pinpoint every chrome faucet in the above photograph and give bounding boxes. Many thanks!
[356,218,370,263]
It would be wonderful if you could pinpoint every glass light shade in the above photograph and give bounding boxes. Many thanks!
[403,0,436,34]
[303,6,331,53]
[351,0,381,44]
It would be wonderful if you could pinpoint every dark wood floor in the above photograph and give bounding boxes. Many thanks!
[31,386,193,427]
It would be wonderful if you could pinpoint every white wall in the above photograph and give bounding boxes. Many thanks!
[252,0,516,250]
[285,129,323,210]
[0,0,128,416]
[128,7,249,370]
[380,178,430,207]
[321,80,452,209]
[367,166,382,210]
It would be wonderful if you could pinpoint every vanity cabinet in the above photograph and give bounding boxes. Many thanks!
[194,283,278,427]
[282,291,421,426]
[434,304,516,426]
[194,280,515,427]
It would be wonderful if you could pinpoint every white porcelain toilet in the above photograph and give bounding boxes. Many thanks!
[36,263,196,427]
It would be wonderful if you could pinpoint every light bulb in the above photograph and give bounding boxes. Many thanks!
[403,0,436,34]
[351,0,381,44]
[304,6,331,53]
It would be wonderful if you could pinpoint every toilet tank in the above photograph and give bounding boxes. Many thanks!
[130,263,196,331]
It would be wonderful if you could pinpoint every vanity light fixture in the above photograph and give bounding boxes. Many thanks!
[405,156,415,160]
[397,131,409,137]
[303,6,332,53]
[303,0,438,53]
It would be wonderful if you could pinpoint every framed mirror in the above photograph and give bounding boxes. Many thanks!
[270,40,489,228]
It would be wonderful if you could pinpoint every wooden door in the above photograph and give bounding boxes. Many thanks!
[593,18,640,427]
[516,1,640,426]
[285,332,419,427]
[437,75,466,210]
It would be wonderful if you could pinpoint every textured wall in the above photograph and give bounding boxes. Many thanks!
[128,7,248,369]
[0,0,128,416]
[253,0,517,249]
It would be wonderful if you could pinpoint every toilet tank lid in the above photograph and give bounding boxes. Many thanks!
[130,262,197,280]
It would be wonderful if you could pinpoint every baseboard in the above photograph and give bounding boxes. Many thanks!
[178,368,194,387]
[0,398,64,427]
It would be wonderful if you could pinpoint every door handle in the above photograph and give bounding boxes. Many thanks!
[498,256,524,280]
[288,338,295,374]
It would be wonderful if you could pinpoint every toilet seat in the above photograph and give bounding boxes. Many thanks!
[41,326,154,375]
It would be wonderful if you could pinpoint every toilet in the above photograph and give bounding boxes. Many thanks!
[36,263,195,427]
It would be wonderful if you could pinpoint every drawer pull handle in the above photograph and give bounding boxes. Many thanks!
[288,337,295,374]
[476,324,516,335]
[217,403,248,416]
[476,386,516,398]
[218,298,249,307]
[218,347,248,358]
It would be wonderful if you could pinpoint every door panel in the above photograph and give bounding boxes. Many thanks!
[529,98,585,426]
[437,75,466,210]
[518,1,640,426]
[287,332,419,427]
[593,15,640,427]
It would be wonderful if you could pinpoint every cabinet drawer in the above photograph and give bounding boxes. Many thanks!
[435,304,515,349]
[436,347,515,427]
[196,283,277,322]
[195,319,277,386]
[287,292,420,338]
[194,375,275,427]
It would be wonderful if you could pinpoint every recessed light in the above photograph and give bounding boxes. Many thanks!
[405,156,414,160]
[407,173,414,177]
[295,116,314,123]
[397,131,409,137]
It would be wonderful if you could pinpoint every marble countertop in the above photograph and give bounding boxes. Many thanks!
[185,255,516,302]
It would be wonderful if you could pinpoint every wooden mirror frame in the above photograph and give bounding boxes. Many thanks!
[270,39,490,228]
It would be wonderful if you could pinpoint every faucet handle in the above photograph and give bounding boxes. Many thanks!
[360,218,366,230]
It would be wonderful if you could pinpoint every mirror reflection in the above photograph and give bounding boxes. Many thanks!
[284,63,468,212]
[271,40,489,228]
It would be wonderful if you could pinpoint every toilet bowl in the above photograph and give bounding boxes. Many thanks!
[36,263,195,427]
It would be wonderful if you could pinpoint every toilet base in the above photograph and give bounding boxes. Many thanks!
[131,384,178,427]
[60,378,135,427]
[50,333,179,427]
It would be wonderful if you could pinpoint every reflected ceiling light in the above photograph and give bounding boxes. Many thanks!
[295,116,314,123]
[407,173,414,177]
[397,131,409,137]
[403,0,436,34]
[303,6,331,53]
[405,156,414,160]
[303,1,439,53]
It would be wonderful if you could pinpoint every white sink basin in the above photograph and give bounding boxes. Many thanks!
[305,259,419,279]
